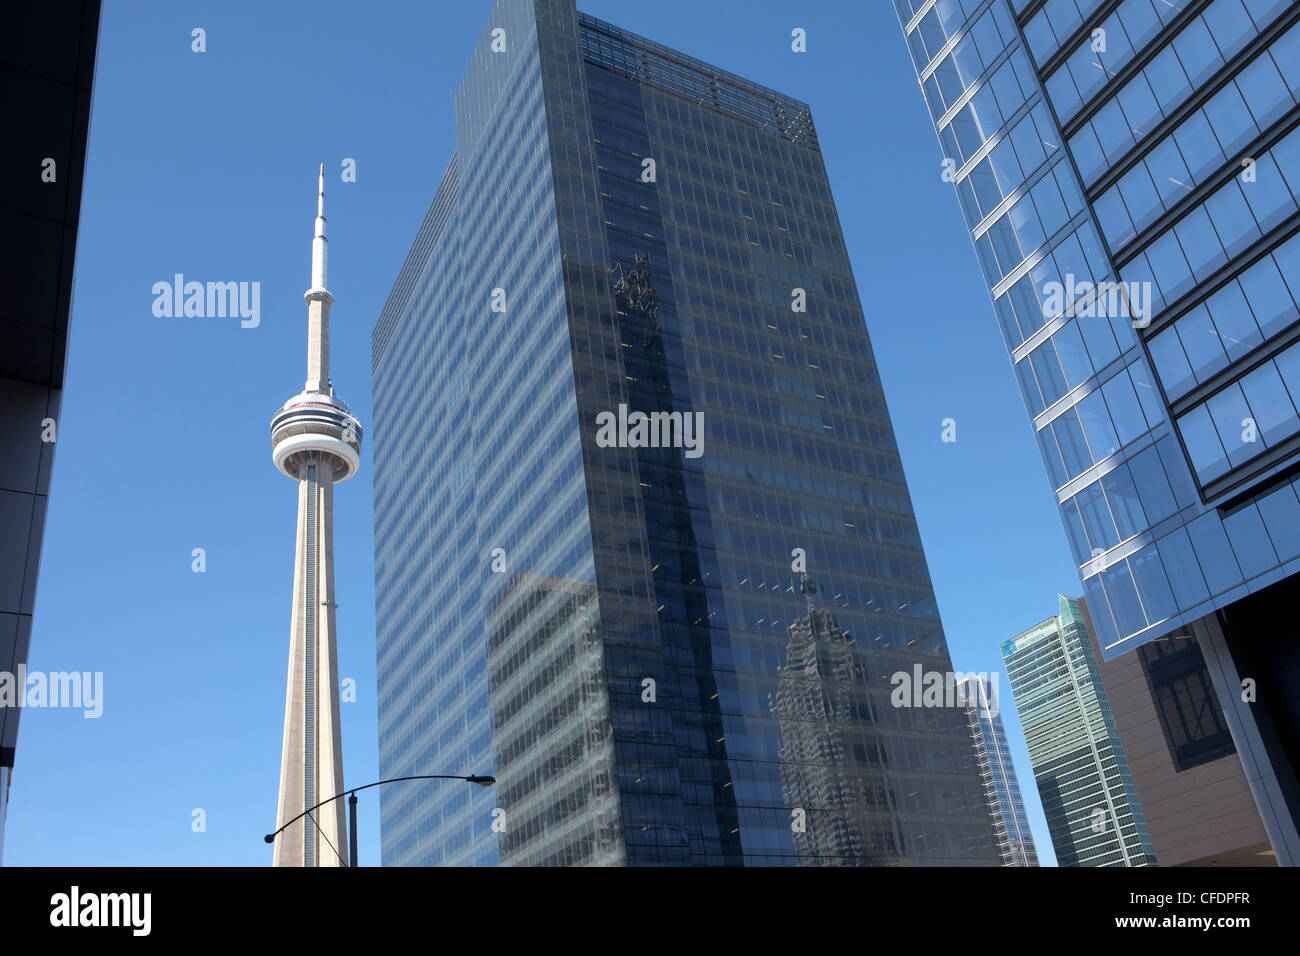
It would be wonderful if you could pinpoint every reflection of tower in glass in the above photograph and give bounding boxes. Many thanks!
[486,572,624,866]
[773,578,876,865]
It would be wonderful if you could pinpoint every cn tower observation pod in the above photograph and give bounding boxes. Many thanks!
[270,390,363,483]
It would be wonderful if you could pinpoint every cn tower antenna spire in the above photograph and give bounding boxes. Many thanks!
[304,163,333,393]
[312,163,328,292]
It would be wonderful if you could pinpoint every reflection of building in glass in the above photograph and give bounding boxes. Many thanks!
[372,0,999,865]
[486,572,622,866]
[1003,596,1155,866]
[956,675,1038,866]
[773,584,873,864]
[894,0,1300,864]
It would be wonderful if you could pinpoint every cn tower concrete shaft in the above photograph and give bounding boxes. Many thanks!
[269,167,361,866]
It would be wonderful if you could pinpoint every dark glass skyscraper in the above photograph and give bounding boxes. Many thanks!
[895,0,1300,863]
[371,0,999,865]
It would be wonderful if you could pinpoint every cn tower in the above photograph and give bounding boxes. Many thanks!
[268,166,360,866]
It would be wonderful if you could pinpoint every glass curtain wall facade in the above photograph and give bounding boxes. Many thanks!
[957,675,1040,865]
[1002,595,1157,865]
[371,0,999,865]
[894,0,1300,862]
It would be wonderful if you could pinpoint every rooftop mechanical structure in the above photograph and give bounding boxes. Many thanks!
[269,166,361,867]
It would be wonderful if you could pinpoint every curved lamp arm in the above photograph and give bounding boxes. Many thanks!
[264,774,496,845]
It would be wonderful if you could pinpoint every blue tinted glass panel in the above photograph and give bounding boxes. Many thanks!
[1149,326,1195,398]
[1241,154,1296,234]
[1101,463,1146,539]
[1119,167,1164,236]
[1240,360,1299,446]
[1222,503,1279,577]
[1017,356,1045,414]
[1031,341,1068,405]
[1129,546,1176,622]
[1102,560,1147,634]
[1143,48,1190,113]
[1173,110,1223,182]
[1203,81,1256,155]
[1203,0,1258,59]
[1186,512,1243,594]
[1277,342,1300,398]
[1257,482,1300,561]
[1176,205,1228,280]
[1071,125,1106,182]
[1038,425,1068,486]
[1055,408,1094,475]
[1078,481,1119,551]
[1129,361,1166,428]
[1061,497,1094,563]
[1158,436,1199,507]
[1205,281,1263,362]
[1177,305,1229,383]
[1077,390,1120,461]
[1203,182,1260,261]
[1094,98,1137,162]
[1084,574,1121,647]
[1156,527,1210,607]
[1144,135,1193,208]
[1146,230,1194,302]
[1055,320,1093,389]
[1206,383,1256,467]
[1179,404,1229,481]
[1079,310,1121,368]
[1171,18,1221,89]
[1102,371,1147,444]
[1239,254,1298,336]
[1128,444,1177,522]
[1237,53,1293,128]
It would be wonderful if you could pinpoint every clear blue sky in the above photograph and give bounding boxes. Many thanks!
[7,0,1079,866]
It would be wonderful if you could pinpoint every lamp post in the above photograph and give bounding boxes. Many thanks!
[265,773,496,866]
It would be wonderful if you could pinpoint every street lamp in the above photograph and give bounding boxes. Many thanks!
[265,773,496,866]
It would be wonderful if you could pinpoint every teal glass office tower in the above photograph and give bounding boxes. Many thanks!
[1002,596,1156,866]
[895,0,1300,863]
[371,0,1000,866]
